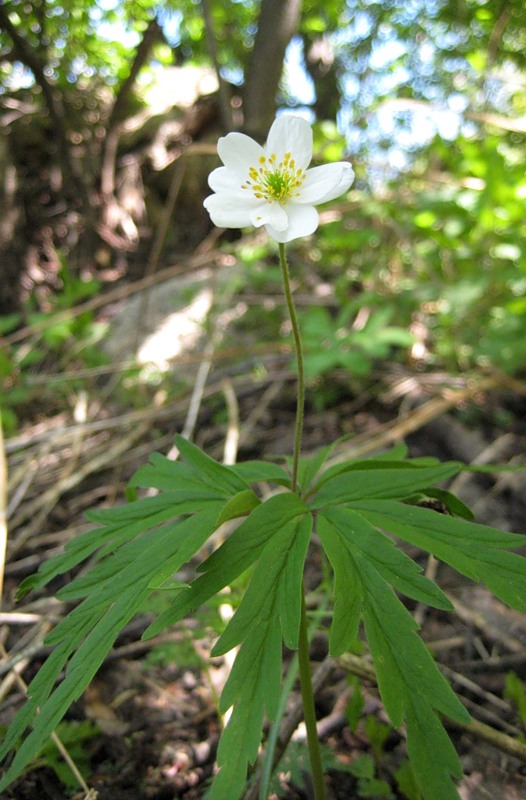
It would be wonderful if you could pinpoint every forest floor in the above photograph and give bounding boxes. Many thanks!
[2,263,526,800]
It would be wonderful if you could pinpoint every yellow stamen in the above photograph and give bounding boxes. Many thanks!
[241,152,305,203]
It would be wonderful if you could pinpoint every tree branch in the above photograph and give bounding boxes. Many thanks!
[107,17,162,134]
[200,0,233,131]
[0,3,91,211]
[100,18,162,201]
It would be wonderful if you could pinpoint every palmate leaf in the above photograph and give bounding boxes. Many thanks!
[0,440,245,787]
[352,501,526,612]
[317,510,470,800]
[206,513,312,799]
[0,506,224,791]
[206,617,282,800]
[317,507,453,657]
[315,456,526,800]
[3,429,524,800]
[314,462,461,507]
[1,439,252,792]
[143,492,309,639]
[18,439,241,600]
[17,492,213,598]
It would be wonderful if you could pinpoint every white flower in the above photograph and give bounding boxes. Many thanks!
[203,115,355,243]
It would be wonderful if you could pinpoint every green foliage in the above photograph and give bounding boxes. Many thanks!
[30,720,99,790]
[3,0,525,386]
[315,126,526,376]
[268,740,311,797]
[0,259,107,432]
[504,672,526,730]
[394,760,422,800]
[299,304,413,379]
[346,675,365,733]
[2,436,526,799]
[363,716,392,762]
[346,754,394,798]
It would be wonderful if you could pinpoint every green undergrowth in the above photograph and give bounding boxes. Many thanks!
[1,435,526,799]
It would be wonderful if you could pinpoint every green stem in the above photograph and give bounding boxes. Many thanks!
[278,242,326,800]
[277,242,305,493]
[298,592,327,800]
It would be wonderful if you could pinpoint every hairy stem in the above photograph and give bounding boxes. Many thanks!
[278,242,326,800]
[298,594,327,800]
[277,243,305,493]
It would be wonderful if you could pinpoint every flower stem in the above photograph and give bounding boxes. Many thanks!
[278,242,326,800]
[298,592,327,800]
[277,243,304,493]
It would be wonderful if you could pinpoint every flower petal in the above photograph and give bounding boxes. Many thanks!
[266,115,312,170]
[314,162,355,203]
[217,132,265,177]
[298,162,354,205]
[203,192,261,228]
[266,204,319,243]
[208,166,245,193]
[249,201,288,231]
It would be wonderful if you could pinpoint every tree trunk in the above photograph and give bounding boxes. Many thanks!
[242,0,302,140]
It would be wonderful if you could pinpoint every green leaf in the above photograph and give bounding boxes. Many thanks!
[321,507,453,613]
[353,501,526,612]
[294,444,334,493]
[143,492,309,639]
[403,489,474,520]
[277,515,313,648]
[346,676,365,733]
[405,699,464,800]
[394,761,421,800]
[231,459,291,486]
[215,488,261,527]
[317,509,470,800]
[18,490,220,598]
[319,512,467,721]
[35,720,98,789]
[348,753,375,779]
[313,463,461,507]
[317,517,363,656]
[361,569,468,724]
[212,513,311,655]
[0,583,149,792]
[205,508,311,799]
[206,618,282,800]
[129,455,232,497]
[0,507,221,790]
[504,672,526,725]
[174,434,250,495]
[314,446,412,486]
[56,505,222,603]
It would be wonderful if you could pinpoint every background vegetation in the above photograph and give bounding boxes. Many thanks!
[1,0,525,434]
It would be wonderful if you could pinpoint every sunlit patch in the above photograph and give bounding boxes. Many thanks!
[137,290,212,371]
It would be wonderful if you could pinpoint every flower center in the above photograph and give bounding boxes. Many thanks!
[242,152,305,204]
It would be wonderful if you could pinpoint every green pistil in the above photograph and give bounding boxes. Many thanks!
[242,152,304,204]
[266,170,294,199]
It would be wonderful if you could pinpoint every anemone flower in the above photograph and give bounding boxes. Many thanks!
[203,115,354,243]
